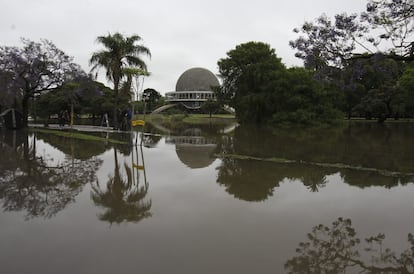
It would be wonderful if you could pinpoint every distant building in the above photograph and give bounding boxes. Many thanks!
[165,67,219,110]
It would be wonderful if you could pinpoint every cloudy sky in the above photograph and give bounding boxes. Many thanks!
[1,0,367,94]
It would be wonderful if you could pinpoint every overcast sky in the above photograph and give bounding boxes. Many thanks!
[1,0,367,94]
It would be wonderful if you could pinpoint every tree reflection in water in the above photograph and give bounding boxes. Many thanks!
[91,146,151,224]
[216,136,331,201]
[285,218,414,273]
[214,126,414,202]
[0,130,102,219]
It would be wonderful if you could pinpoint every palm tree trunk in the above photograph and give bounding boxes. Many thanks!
[113,76,120,129]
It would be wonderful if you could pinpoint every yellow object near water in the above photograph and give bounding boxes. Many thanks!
[132,163,145,170]
[131,119,145,126]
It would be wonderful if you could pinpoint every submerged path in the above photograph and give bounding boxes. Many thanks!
[29,123,121,133]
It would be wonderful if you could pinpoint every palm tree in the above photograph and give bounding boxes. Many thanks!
[89,33,151,128]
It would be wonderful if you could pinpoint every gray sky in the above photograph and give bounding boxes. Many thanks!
[1,0,367,94]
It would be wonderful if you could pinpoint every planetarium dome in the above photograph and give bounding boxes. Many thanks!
[164,67,219,110]
[175,67,220,92]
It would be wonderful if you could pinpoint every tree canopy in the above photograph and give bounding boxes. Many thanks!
[0,38,85,126]
[32,77,117,124]
[217,41,340,125]
[90,32,151,128]
[217,41,285,124]
[142,88,161,112]
[290,0,414,69]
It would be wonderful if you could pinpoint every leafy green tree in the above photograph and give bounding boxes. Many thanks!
[34,87,80,123]
[271,67,341,125]
[217,41,286,124]
[31,76,119,125]
[218,42,340,125]
[351,55,404,122]
[399,66,414,117]
[201,99,221,118]
[90,33,151,128]
[75,79,113,123]
[142,88,161,112]
[0,38,85,127]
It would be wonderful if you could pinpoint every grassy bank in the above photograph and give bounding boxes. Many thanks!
[134,113,236,126]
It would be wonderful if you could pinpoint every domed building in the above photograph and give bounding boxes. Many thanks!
[165,67,220,110]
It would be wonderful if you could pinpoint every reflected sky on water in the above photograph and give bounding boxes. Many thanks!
[1,123,414,274]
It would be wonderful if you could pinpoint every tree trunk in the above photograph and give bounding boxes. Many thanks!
[113,100,118,129]
[113,76,120,129]
[22,96,29,128]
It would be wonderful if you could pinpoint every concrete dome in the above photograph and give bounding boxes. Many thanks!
[175,67,219,91]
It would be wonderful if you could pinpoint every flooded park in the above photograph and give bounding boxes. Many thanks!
[2,0,414,272]
[1,121,414,273]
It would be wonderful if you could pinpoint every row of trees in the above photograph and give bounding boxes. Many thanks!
[0,33,152,128]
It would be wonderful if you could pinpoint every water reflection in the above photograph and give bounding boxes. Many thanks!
[2,122,414,219]
[36,131,108,160]
[285,217,414,273]
[228,123,414,174]
[216,158,332,201]
[2,124,414,273]
[91,145,151,224]
[166,128,217,169]
[0,130,102,219]
[215,124,414,201]
[148,120,223,169]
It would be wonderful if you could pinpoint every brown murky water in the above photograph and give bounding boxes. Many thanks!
[1,122,414,273]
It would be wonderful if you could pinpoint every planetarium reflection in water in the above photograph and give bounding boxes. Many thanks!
[165,128,218,169]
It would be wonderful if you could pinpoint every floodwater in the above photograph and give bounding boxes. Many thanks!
[1,122,414,274]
